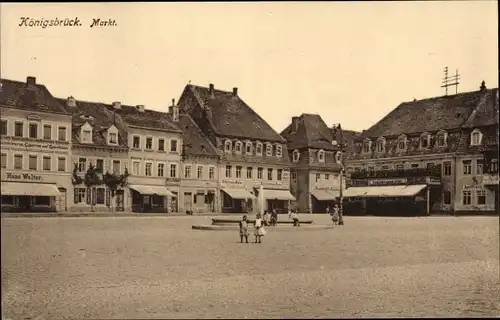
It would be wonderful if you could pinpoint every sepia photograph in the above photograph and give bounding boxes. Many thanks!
[1,2,498,319]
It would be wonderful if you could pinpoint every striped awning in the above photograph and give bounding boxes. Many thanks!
[222,188,255,200]
[262,189,296,201]
[311,189,339,201]
[343,185,427,198]
[129,185,174,196]
[1,182,61,196]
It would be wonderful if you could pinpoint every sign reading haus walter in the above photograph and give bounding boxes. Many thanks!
[368,178,407,186]
[1,137,69,151]
[4,172,43,181]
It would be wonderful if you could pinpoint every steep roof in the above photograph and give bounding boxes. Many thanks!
[332,128,362,156]
[0,77,69,115]
[185,84,285,142]
[178,113,219,158]
[107,104,182,133]
[280,113,339,150]
[361,88,496,139]
[462,88,499,128]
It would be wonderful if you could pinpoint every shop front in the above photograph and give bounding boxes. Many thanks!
[219,179,255,213]
[253,183,295,214]
[129,184,175,213]
[1,171,72,213]
[311,187,340,213]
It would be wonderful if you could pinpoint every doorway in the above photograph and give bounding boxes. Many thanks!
[56,188,67,212]
[116,190,124,211]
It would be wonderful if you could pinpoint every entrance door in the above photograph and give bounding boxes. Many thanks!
[116,190,125,212]
[56,188,67,212]
[184,192,193,212]
[19,196,30,212]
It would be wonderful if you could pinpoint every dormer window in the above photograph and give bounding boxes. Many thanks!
[362,139,371,153]
[225,140,232,152]
[245,141,252,154]
[80,122,93,144]
[265,143,272,156]
[109,132,117,145]
[436,130,447,147]
[256,142,263,156]
[292,149,300,162]
[470,129,482,146]
[318,149,325,162]
[420,132,430,149]
[376,137,386,153]
[276,145,283,158]
[397,135,407,151]
[235,141,242,153]
[335,151,342,164]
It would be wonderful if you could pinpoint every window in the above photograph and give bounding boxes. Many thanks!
[170,139,178,152]
[491,159,498,172]
[443,191,451,205]
[43,124,51,140]
[96,159,104,173]
[29,155,37,170]
[411,164,419,169]
[318,150,325,162]
[197,166,203,179]
[420,134,430,148]
[246,167,253,179]
[82,130,91,143]
[15,122,23,137]
[235,142,242,153]
[246,142,252,154]
[29,123,38,139]
[109,132,117,144]
[316,173,320,182]
[0,120,7,135]
[256,143,263,155]
[158,163,165,177]
[142,162,151,176]
[132,161,140,175]
[78,158,86,172]
[267,168,273,180]
[395,164,404,170]
[443,161,452,176]
[158,139,165,151]
[257,167,263,179]
[476,190,486,205]
[170,164,177,178]
[462,190,472,205]
[335,151,342,163]
[398,136,406,150]
[291,172,297,182]
[437,132,446,147]
[133,136,140,149]
[146,137,153,149]
[277,169,283,180]
[292,150,300,162]
[96,188,105,205]
[43,156,51,171]
[276,145,283,157]
[58,126,66,142]
[57,157,66,172]
[236,166,242,178]
[14,155,23,169]
[265,143,272,156]
[471,129,482,146]
[2,195,14,205]
[209,167,215,180]
[376,139,384,152]
[1,153,6,168]
[324,173,329,180]
[426,163,434,169]
[462,160,472,175]
[362,141,371,153]
[476,159,484,175]
[113,160,120,174]
[225,165,232,178]
[74,188,86,204]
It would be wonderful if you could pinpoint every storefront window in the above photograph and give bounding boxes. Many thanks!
[1,195,14,205]
[33,196,50,206]
[476,190,486,205]
[74,188,86,204]
[96,188,105,205]
[462,190,471,205]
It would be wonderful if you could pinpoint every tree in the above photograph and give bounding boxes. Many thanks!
[84,163,102,212]
[71,163,83,185]
[102,167,129,212]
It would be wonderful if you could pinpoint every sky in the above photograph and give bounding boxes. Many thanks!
[1,2,498,133]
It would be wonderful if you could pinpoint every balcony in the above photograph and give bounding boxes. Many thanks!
[350,167,442,180]
[483,168,499,186]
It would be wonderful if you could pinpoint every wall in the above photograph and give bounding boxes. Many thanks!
[180,156,220,213]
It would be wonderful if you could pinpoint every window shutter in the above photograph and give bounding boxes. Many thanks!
[74,188,79,204]
[86,189,91,204]
[106,188,110,207]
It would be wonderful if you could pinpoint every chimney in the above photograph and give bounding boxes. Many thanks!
[292,116,299,132]
[136,105,145,113]
[209,83,215,98]
[112,101,121,110]
[480,80,487,91]
[233,87,238,96]
[26,76,36,88]
[171,98,179,122]
[67,96,76,108]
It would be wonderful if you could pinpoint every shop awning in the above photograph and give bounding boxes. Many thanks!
[343,185,427,198]
[399,184,427,196]
[222,188,255,200]
[1,182,61,196]
[262,189,296,201]
[311,189,339,201]
[129,185,174,196]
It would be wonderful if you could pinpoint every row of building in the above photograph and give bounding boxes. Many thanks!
[0,76,498,215]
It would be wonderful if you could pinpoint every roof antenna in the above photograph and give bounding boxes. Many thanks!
[441,66,460,96]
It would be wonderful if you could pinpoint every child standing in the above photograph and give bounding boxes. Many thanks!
[291,210,300,227]
[254,213,266,243]
[239,215,250,243]
[331,204,340,226]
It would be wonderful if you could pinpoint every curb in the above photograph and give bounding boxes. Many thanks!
[192,224,337,231]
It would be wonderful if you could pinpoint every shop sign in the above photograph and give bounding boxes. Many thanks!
[165,177,181,185]
[282,169,290,180]
[426,177,441,185]
[5,172,42,181]
[253,180,286,188]
[315,186,340,191]
[221,179,244,186]
[463,184,483,190]
[1,137,69,151]
[368,178,407,186]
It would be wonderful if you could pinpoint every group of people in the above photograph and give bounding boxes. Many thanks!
[238,213,267,244]
[326,204,342,226]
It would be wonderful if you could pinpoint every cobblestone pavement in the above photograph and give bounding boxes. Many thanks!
[2,215,499,319]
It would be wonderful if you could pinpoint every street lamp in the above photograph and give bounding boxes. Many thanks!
[333,123,346,225]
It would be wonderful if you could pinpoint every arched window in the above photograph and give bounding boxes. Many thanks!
[256,142,263,155]
[420,132,430,149]
[436,130,447,147]
[376,137,385,153]
[245,141,252,154]
[397,135,407,151]
[470,129,482,146]
[292,149,300,162]
[335,151,342,163]
[224,140,232,152]
[318,149,325,162]
[275,144,283,157]
[234,141,242,153]
[265,143,273,156]
[362,139,371,153]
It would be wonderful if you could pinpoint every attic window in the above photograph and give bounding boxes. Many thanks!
[256,142,263,156]
[292,149,300,162]
[318,149,325,162]
[265,143,272,156]
[276,145,283,158]
[362,140,371,153]
[398,135,407,151]
[376,137,386,153]
[471,129,482,146]
[225,140,232,152]
[335,151,342,163]
[235,141,242,153]
[245,141,252,154]
[109,132,117,145]
[80,115,94,121]
[420,133,430,149]
[82,129,92,143]
[436,131,447,147]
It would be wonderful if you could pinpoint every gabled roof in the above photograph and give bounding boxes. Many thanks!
[0,77,69,115]
[462,88,499,128]
[280,113,339,150]
[361,88,497,139]
[179,113,219,158]
[107,104,182,133]
[332,128,362,156]
[184,84,285,142]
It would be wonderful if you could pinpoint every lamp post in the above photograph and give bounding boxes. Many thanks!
[333,123,346,225]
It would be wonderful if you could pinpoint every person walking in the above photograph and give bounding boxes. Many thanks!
[270,209,278,226]
[239,215,250,243]
[326,205,330,215]
[263,210,270,227]
[254,213,266,243]
[331,204,340,226]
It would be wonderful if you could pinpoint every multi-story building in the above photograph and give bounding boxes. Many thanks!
[178,112,221,213]
[178,83,294,214]
[1,77,73,212]
[57,97,131,212]
[280,113,345,212]
[344,82,499,215]
[107,99,183,213]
